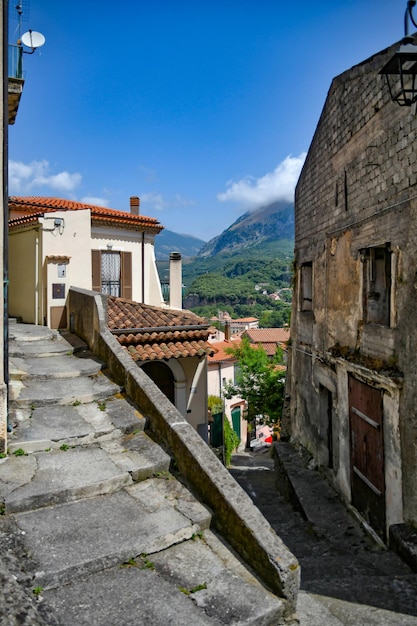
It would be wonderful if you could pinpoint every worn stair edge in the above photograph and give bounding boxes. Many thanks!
[8,398,146,453]
[6,471,133,515]
[8,324,59,342]
[8,396,146,455]
[42,530,288,626]
[10,376,121,408]
[43,565,224,626]
[4,432,173,514]
[9,356,103,381]
[13,490,206,589]
[3,447,134,514]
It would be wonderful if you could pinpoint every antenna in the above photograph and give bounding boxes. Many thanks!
[21,29,45,53]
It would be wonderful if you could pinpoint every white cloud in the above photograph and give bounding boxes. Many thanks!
[173,193,196,208]
[140,192,167,211]
[80,196,109,207]
[217,153,306,209]
[9,159,82,194]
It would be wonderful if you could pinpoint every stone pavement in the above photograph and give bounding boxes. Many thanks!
[0,322,296,625]
[230,445,417,626]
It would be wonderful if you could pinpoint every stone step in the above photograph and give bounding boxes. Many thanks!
[9,371,120,409]
[9,354,103,381]
[9,323,59,343]
[9,336,74,358]
[44,563,224,626]
[43,529,285,626]
[3,447,132,514]
[2,431,169,513]
[3,322,293,625]
[8,396,146,451]
[13,478,212,589]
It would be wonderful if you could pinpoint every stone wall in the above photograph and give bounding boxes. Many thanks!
[289,37,417,535]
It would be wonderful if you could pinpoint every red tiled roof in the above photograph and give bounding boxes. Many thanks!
[208,339,241,363]
[244,328,290,343]
[244,328,290,357]
[107,296,214,362]
[8,196,164,234]
[8,211,44,230]
[232,317,259,323]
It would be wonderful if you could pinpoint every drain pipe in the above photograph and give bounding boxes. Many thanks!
[2,0,10,434]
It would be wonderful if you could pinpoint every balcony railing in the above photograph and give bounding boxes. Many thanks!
[8,44,23,79]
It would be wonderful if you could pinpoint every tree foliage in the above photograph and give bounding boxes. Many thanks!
[182,243,293,325]
[223,336,285,428]
[223,418,240,466]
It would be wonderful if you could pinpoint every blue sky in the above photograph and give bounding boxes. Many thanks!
[8,0,405,241]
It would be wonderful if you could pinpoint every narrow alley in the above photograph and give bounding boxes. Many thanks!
[230,446,417,626]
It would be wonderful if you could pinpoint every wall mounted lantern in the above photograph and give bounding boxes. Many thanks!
[379,0,417,106]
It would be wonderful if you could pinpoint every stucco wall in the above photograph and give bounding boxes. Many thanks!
[207,360,247,448]
[9,227,38,323]
[91,227,163,306]
[289,38,417,533]
[42,210,92,327]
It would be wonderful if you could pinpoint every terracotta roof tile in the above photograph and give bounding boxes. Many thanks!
[208,339,241,363]
[244,328,290,357]
[232,317,259,323]
[244,328,290,344]
[9,212,44,230]
[107,296,214,362]
[9,196,163,234]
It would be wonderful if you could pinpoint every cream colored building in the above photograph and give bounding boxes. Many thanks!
[207,337,247,449]
[9,196,164,328]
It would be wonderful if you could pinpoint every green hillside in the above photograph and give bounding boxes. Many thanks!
[156,200,295,327]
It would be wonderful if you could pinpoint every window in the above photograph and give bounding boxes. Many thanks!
[101,251,121,296]
[300,262,313,311]
[363,246,391,326]
[92,250,132,299]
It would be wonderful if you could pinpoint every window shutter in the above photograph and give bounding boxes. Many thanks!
[91,250,101,292]
[121,251,132,299]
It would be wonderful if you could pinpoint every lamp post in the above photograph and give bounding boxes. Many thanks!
[379,0,417,106]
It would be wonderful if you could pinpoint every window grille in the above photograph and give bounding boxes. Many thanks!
[101,252,121,297]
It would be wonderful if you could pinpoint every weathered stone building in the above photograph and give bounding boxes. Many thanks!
[287,36,417,541]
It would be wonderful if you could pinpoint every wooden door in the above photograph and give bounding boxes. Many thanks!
[349,375,386,539]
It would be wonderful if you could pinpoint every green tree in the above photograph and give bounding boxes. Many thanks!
[223,336,285,432]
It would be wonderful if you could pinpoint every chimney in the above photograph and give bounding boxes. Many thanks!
[130,196,140,215]
[169,252,182,310]
[224,321,231,341]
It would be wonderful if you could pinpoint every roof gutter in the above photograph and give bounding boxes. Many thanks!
[110,324,210,335]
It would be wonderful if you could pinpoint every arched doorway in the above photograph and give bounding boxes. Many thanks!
[141,361,175,405]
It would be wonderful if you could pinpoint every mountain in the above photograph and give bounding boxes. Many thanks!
[196,200,294,258]
[154,229,206,260]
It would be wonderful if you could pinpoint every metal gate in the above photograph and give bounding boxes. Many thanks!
[348,375,386,539]
[211,412,223,448]
[231,407,241,442]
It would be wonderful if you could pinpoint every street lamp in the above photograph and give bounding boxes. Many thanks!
[379,1,417,106]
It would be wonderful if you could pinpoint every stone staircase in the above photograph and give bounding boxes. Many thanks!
[1,323,290,625]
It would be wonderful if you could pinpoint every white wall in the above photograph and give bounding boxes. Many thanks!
[42,210,92,327]
[91,226,164,306]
